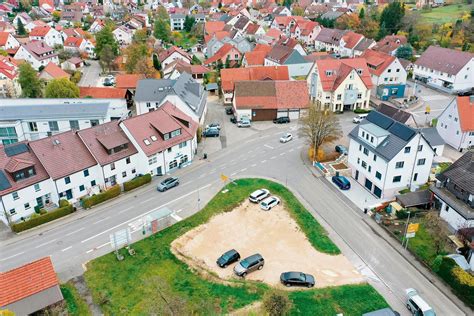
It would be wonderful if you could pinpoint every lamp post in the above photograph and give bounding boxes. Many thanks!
[403,211,412,249]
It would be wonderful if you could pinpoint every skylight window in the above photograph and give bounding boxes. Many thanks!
[151,135,158,142]
[144,139,151,146]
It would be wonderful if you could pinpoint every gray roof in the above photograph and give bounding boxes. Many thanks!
[320,11,344,20]
[396,190,432,207]
[206,83,218,90]
[377,103,413,124]
[170,13,186,19]
[0,102,110,121]
[436,151,474,193]
[354,38,375,52]
[135,73,207,118]
[419,127,445,147]
[431,185,474,220]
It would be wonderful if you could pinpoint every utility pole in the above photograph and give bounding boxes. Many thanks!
[403,211,411,249]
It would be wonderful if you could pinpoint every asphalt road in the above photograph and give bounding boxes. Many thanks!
[78,60,102,87]
[0,124,466,315]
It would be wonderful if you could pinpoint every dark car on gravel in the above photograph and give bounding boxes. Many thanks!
[273,117,290,124]
[280,271,315,288]
[216,249,240,268]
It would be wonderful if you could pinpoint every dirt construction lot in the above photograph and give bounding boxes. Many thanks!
[172,200,364,289]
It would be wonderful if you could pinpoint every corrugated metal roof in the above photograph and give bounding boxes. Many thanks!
[0,102,110,120]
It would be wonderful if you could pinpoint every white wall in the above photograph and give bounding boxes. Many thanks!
[55,165,104,204]
[102,154,140,188]
[437,101,474,151]
[414,58,474,92]
[438,199,474,231]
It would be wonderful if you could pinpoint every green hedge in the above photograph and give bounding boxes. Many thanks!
[82,185,121,209]
[437,257,474,309]
[12,203,74,233]
[354,108,372,114]
[123,174,152,192]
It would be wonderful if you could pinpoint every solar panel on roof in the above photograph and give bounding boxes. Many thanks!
[0,170,12,191]
[389,122,416,141]
[367,111,394,130]
[4,143,29,157]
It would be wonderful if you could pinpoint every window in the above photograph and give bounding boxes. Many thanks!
[65,176,71,184]
[392,176,401,183]
[365,133,369,140]
[359,144,362,151]
[79,185,85,191]
[12,191,19,200]
[395,161,404,168]
[169,160,178,169]
[454,117,458,122]
[179,141,187,148]
[146,102,151,108]
[171,129,181,137]
[151,135,158,142]
[337,94,341,100]
[9,209,16,215]
[417,158,426,166]
[363,148,369,156]
[404,147,411,153]
[370,136,374,143]
[368,166,371,172]
[148,155,157,165]
[132,168,136,174]
[91,180,96,186]
[144,139,151,145]
[388,69,392,73]
[375,172,382,180]
[167,147,172,153]
[34,183,40,191]
[110,162,115,170]
[357,93,362,99]
[90,120,99,127]
[70,120,79,130]
[163,133,170,140]
[28,122,38,132]
[413,173,418,182]
[126,157,131,164]
[362,131,365,138]
[24,203,30,209]
[48,121,59,131]
[0,127,17,137]
[373,154,377,161]
[396,68,400,72]
[418,145,423,151]
[357,158,360,164]
[122,171,127,177]
[362,161,367,169]
[83,169,89,177]
[456,131,459,135]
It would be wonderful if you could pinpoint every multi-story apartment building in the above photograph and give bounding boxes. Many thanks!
[348,111,435,199]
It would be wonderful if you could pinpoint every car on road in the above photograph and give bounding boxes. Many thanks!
[273,116,290,124]
[157,177,179,191]
[103,75,115,86]
[237,119,251,128]
[230,115,237,124]
[206,123,221,130]
[202,128,219,137]
[225,107,233,115]
[249,189,270,203]
[353,113,368,123]
[335,145,348,155]
[280,133,293,143]
[216,249,240,268]
[280,271,315,288]
[234,253,264,277]
[405,288,436,316]
[260,196,280,211]
[332,175,351,190]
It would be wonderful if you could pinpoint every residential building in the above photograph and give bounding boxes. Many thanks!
[14,42,59,70]
[0,31,19,50]
[63,36,96,59]
[113,25,134,46]
[361,49,407,101]
[431,152,474,231]
[413,46,474,93]
[314,28,372,58]
[436,96,474,152]
[170,13,186,30]
[134,73,208,124]
[120,102,198,176]
[0,56,20,98]
[233,80,309,121]
[348,111,435,199]
[158,46,192,69]
[203,43,242,67]
[0,99,129,144]
[242,44,272,67]
[264,44,312,77]
[39,62,70,81]
[205,36,252,58]
[377,103,417,127]
[163,59,210,83]
[373,35,408,56]
[29,26,63,48]
[307,58,373,112]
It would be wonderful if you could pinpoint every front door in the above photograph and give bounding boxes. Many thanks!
[157,166,162,176]
[365,178,372,191]
[66,189,73,200]
[374,186,382,198]
[36,197,44,208]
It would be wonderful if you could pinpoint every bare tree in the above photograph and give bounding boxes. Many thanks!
[299,104,342,160]
[424,212,449,255]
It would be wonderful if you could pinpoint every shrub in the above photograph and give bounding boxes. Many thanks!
[431,255,443,272]
[437,257,474,308]
[396,209,410,219]
[353,108,372,114]
[11,204,74,233]
[82,185,121,209]
[263,291,292,316]
[59,199,70,207]
[197,126,202,143]
[39,209,47,215]
[123,174,152,192]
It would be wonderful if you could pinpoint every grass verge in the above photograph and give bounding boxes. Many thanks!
[85,178,386,314]
[419,4,472,25]
[60,282,91,316]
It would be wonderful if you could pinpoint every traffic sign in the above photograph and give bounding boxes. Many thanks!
[220,174,229,182]
[407,223,419,233]
[406,232,416,239]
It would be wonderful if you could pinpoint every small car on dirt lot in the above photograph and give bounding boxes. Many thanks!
[405,288,436,316]
[157,177,179,191]
[280,271,315,288]
[332,175,351,190]
[249,189,270,203]
[273,116,290,124]
[216,249,240,268]
[280,133,293,143]
[234,253,264,277]
[237,119,251,128]
[260,196,280,211]
[202,128,219,137]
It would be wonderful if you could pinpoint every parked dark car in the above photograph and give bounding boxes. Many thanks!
[280,271,315,288]
[234,253,264,277]
[203,128,219,137]
[273,116,290,124]
[216,249,240,268]
[332,175,351,190]
[335,145,348,155]
[157,177,179,191]
[226,107,233,115]
[230,115,237,124]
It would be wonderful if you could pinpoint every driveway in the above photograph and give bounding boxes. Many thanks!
[78,60,102,87]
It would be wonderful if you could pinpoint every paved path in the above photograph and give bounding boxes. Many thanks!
[78,60,102,87]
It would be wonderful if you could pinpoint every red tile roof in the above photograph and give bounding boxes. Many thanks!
[121,101,198,157]
[41,62,70,79]
[115,74,143,89]
[205,21,225,35]
[29,25,51,37]
[457,96,474,132]
[79,87,127,99]
[0,257,59,307]
[29,130,98,180]
[0,56,18,80]
[77,121,138,166]
[221,65,289,91]
[244,50,267,66]
[361,49,396,77]
[265,28,283,39]
[204,30,230,43]
[0,31,10,46]
[64,36,83,48]
[315,58,373,91]
[374,35,407,54]
[164,59,210,75]
[342,31,363,49]
[203,43,241,65]
[235,80,309,110]
[245,23,260,35]
[158,46,192,63]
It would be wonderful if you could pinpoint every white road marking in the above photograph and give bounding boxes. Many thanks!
[261,160,267,163]
[81,184,212,244]
[97,242,110,249]
[171,213,182,222]
[61,246,72,252]
[240,168,247,172]
[270,156,276,160]
[251,164,257,167]
[264,144,274,149]
[231,172,237,176]
[118,207,133,214]
[289,149,294,152]
[140,197,155,204]
[248,150,253,153]
[94,216,110,225]
[86,249,93,254]
[176,209,183,213]
[34,239,57,248]
[279,152,286,156]
[0,251,25,261]
[66,227,85,236]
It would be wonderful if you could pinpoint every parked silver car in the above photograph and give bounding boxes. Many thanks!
[234,253,264,277]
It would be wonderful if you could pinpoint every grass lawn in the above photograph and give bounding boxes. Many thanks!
[85,178,388,314]
[419,4,473,25]
[60,282,91,316]
[173,32,198,49]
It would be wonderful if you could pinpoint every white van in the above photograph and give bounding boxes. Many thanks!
[353,113,368,123]
[405,288,436,316]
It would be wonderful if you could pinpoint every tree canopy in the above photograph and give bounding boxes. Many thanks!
[19,63,42,98]
[183,15,195,33]
[395,45,413,60]
[45,78,80,98]
[95,26,118,57]
[378,1,405,39]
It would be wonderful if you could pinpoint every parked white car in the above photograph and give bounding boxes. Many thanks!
[260,196,280,211]
[352,113,368,124]
[280,133,293,143]
[249,189,270,203]
[237,119,251,128]
[405,288,436,316]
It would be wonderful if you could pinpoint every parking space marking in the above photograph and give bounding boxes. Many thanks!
[140,197,155,204]
[264,144,274,149]
[86,249,93,254]
[270,156,276,160]
[251,164,257,167]
[231,172,237,176]
[119,207,132,214]
[279,152,286,156]
[289,149,294,152]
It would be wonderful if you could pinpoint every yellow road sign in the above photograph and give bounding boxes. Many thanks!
[425,105,431,114]
[220,174,229,182]
[407,223,419,233]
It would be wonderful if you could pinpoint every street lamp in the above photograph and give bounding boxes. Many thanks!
[403,211,412,249]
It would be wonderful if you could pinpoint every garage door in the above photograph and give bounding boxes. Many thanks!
[252,109,277,121]
[277,110,288,118]
[288,109,300,120]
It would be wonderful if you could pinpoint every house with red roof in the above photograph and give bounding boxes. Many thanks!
[233,80,309,121]
[113,25,135,46]
[436,96,474,152]
[0,257,63,314]
[242,44,272,67]
[120,102,198,176]
[62,56,84,71]
[203,43,242,67]
[373,35,408,56]
[39,62,71,81]
[115,74,144,91]
[292,20,321,46]
[205,20,226,36]
[307,58,373,112]
[0,56,20,97]
[220,65,290,104]
[270,15,305,36]
[361,49,407,101]
[79,87,130,100]
[64,36,96,58]
[264,44,312,77]
[24,20,47,33]
[29,26,63,47]
[14,41,59,70]
[0,31,19,50]
[158,46,192,69]
[315,28,372,58]
[163,59,210,83]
